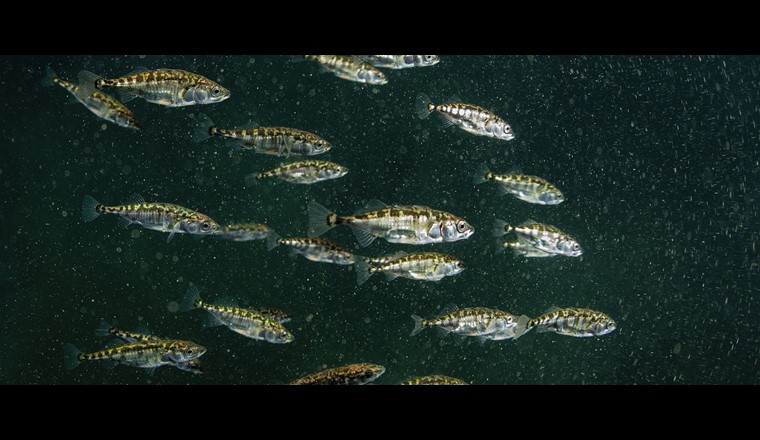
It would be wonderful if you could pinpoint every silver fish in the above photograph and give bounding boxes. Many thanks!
[355,55,440,69]
[473,163,564,205]
[356,251,465,285]
[525,307,617,338]
[308,199,474,247]
[416,93,514,141]
[304,55,387,85]
[274,237,356,265]
[493,219,583,257]
[246,160,348,185]
[410,304,530,343]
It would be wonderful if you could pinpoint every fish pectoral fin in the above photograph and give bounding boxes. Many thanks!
[351,227,377,248]
[116,216,132,229]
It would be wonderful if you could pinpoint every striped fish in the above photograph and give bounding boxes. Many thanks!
[416,94,514,141]
[291,363,385,385]
[63,339,205,371]
[247,160,348,185]
[473,163,564,205]
[356,251,465,285]
[274,237,356,265]
[399,375,468,385]
[303,55,387,85]
[493,219,582,257]
[525,307,617,338]
[410,304,530,343]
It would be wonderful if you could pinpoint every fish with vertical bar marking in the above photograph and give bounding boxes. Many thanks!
[308,199,474,247]
[179,285,293,344]
[525,308,617,338]
[399,375,468,385]
[82,193,221,243]
[473,163,564,205]
[274,237,356,265]
[246,160,348,185]
[290,363,385,385]
[86,68,230,107]
[416,93,515,141]
[355,55,440,69]
[493,219,582,257]
[193,113,331,157]
[410,304,530,343]
[42,67,140,129]
[303,55,387,85]
[355,252,465,285]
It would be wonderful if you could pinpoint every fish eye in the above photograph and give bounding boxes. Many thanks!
[186,349,194,354]
[573,243,580,250]
[201,222,210,230]
[212,87,220,95]
[425,55,434,61]
[456,221,466,233]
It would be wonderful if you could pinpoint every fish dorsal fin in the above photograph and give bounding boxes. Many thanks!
[439,303,459,316]
[354,199,388,215]
[125,193,146,206]
[126,66,150,76]
[520,219,539,226]
[506,166,523,175]
[445,94,463,104]
[351,228,377,248]
[135,323,152,336]
[213,296,240,308]
[386,250,408,261]
[233,120,259,130]
[103,339,126,350]
[545,306,561,314]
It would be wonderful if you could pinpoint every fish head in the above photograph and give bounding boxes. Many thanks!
[440,218,475,242]
[593,317,617,336]
[538,189,565,205]
[264,325,295,344]
[320,163,348,179]
[419,55,440,66]
[184,216,222,235]
[358,67,387,85]
[167,341,207,363]
[309,137,332,155]
[558,238,583,257]
[184,80,231,105]
[486,120,515,141]
[115,112,141,130]
[443,258,466,276]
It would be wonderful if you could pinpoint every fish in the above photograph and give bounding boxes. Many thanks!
[308,199,474,247]
[82,193,221,243]
[246,160,348,185]
[274,237,356,265]
[354,55,440,69]
[63,339,206,372]
[473,163,564,205]
[492,219,583,257]
[290,363,385,385]
[415,93,515,141]
[179,285,293,344]
[42,67,140,129]
[193,113,331,157]
[410,304,530,343]
[85,68,230,107]
[303,55,387,85]
[215,223,280,250]
[94,321,205,374]
[254,307,292,324]
[355,251,465,285]
[399,375,468,385]
[525,307,617,338]
[495,240,556,258]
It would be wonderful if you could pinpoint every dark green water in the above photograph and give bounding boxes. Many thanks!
[1,55,758,384]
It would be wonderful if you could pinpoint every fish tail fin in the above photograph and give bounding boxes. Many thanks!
[355,257,374,286]
[179,285,202,312]
[243,173,262,188]
[94,319,115,338]
[473,162,492,186]
[63,343,84,370]
[512,315,532,340]
[193,113,216,143]
[82,195,101,222]
[266,231,281,251]
[410,315,426,337]
[415,93,434,119]
[308,200,338,237]
[41,66,58,87]
[491,219,512,237]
